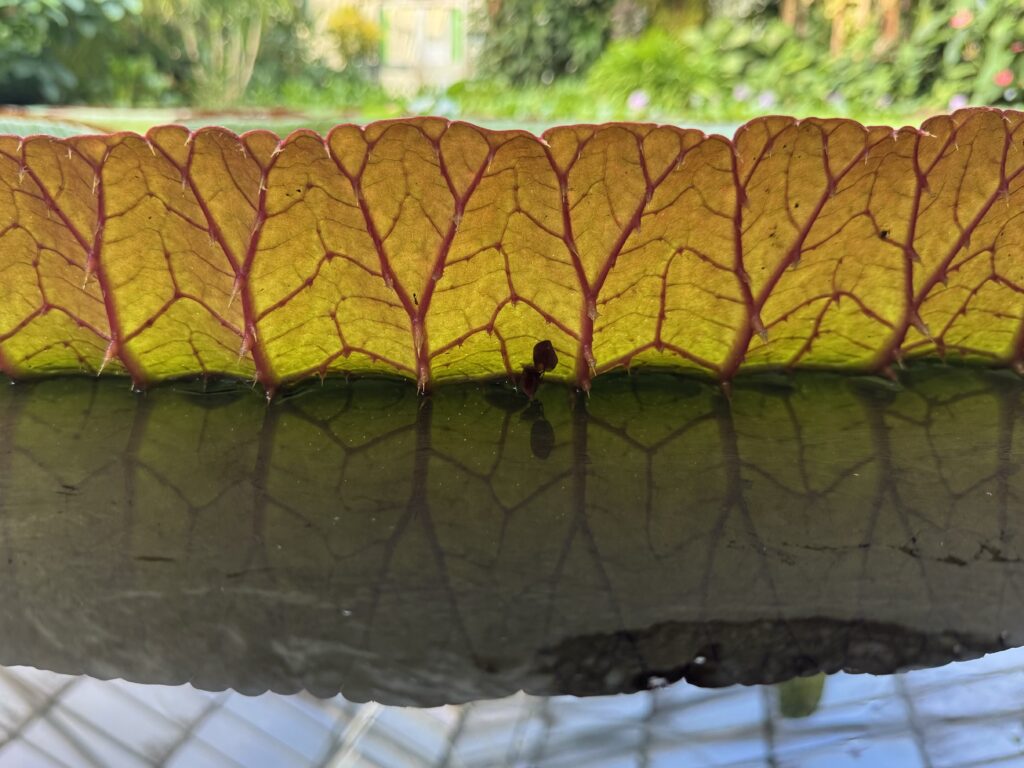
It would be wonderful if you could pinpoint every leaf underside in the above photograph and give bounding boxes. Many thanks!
[2,108,1023,393]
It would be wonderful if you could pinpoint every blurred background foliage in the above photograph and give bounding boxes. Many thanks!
[1,0,1023,124]
[476,0,617,84]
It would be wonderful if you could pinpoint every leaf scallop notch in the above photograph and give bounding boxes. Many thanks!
[1,108,1023,394]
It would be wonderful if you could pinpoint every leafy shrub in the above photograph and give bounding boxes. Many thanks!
[0,0,165,104]
[244,3,389,114]
[586,19,828,118]
[245,66,394,115]
[587,28,705,105]
[442,77,606,121]
[145,0,306,106]
[583,1,1024,119]
[478,0,617,85]
[925,1,1024,105]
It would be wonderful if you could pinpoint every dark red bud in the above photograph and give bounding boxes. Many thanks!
[533,340,558,373]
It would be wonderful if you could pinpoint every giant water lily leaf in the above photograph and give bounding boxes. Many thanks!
[1,369,1022,703]
[1,109,1023,392]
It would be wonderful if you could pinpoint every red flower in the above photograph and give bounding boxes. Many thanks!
[950,8,973,29]
[995,69,1015,88]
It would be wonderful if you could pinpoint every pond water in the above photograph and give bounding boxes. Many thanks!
[0,366,1022,764]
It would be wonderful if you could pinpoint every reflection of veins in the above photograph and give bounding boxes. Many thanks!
[993,383,1021,545]
[238,403,281,579]
[852,388,942,621]
[274,388,556,571]
[430,405,574,559]
[911,380,1024,589]
[119,394,265,570]
[540,396,643,671]
[354,399,478,670]
[429,408,534,547]
[0,386,28,583]
[276,394,417,508]
[696,400,789,634]
[250,394,421,558]
[241,396,422,575]
[119,393,155,583]
[586,397,716,560]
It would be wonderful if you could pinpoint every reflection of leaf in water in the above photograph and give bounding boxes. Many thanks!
[1,109,1023,392]
[530,415,555,459]
[0,368,1023,704]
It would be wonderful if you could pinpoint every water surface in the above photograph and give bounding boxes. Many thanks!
[0,367,1020,708]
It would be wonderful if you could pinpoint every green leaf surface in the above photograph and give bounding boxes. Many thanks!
[2,108,1024,394]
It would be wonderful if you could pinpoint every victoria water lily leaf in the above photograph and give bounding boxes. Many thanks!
[1,108,1024,392]
[0,369,1022,703]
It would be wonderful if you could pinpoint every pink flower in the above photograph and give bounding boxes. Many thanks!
[1013,41,1024,54]
[732,84,752,101]
[948,93,969,111]
[627,89,649,112]
[995,69,1015,88]
[950,8,973,29]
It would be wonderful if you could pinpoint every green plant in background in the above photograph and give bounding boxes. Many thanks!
[0,0,162,104]
[568,0,1024,121]
[477,0,617,85]
[587,28,704,109]
[580,18,833,120]
[788,0,1024,111]
[144,0,301,106]
[234,0,1024,121]
[441,77,601,122]
[243,67,394,117]
[930,1,1024,106]
[0,0,390,112]
[55,4,185,106]
[238,0,318,102]
[243,2,391,116]
[3,0,1024,124]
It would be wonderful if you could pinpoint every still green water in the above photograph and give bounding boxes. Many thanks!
[0,367,1020,709]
